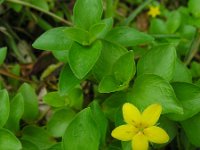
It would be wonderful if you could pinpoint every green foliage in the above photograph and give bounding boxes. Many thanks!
[18,83,39,121]
[63,108,100,150]
[0,47,7,65]
[0,128,22,150]
[2,0,200,149]
[0,90,9,127]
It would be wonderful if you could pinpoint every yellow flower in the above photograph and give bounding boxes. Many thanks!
[148,6,161,18]
[111,103,169,150]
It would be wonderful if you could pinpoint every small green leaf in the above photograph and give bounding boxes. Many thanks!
[0,0,5,4]
[112,51,135,83]
[166,11,181,33]
[68,41,102,79]
[47,108,76,137]
[98,51,135,93]
[67,87,83,110]
[33,27,73,51]
[98,75,126,93]
[90,101,108,145]
[58,64,80,95]
[73,0,103,30]
[18,83,39,121]
[47,143,62,150]
[65,27,90,45]
[43,91,68,107]
[0,128,22,150]
[6,93,24,133]
[8,64,21,88]
[89,23,106,41]
[63,107,100,150]
[127,74,183,114]
[0,89,9,127]
[188,0,200,18]
[92,40,127,81]
[137,45,177,81]
[21,139,39,150]
[167,82,200,121]
[149,18,167,34]
[22,126,55,149]
[0,47,7,65]
[90,18,113,40]
[171,59,192,83]
[105,27,154,47]
[52,50,68,63]
[181,113,200,146]
[102,92,127,121]
[28,0,49,11]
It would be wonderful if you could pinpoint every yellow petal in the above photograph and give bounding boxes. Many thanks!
[132,132,149,150]
[123,103,141,125]
[111,124,138,141]
[142,104,162,126]
[144,126,169,144]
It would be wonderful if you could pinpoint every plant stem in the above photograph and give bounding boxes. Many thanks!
[184,29,200,65]
[121,0,153,26]
[6,0,73,26]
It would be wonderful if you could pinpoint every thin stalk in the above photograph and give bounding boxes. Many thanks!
[184,29,200,65]
[6,0,73,26]
[121,0,153,26]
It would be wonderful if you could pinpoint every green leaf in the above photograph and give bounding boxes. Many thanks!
[67,87,83,110]
[105,27,154,47]
[137,45,177,81]
[73,0,103,30]
[0,0,5,4]
[167,82,200,121]
[0,89,9,127]
[43,91,68,107]
[22,126,55,149]
[21,139,39,150]
[98,51,135,93]
[47,108,76,137]
[0,47,7,65]
[171,59,192,83]
[149,18,167,34]
[127,74,183,114]
[68,41,102,79]
[89,18,113,40]
[18,83,39,121]
[8,64,21,88]
[63,107,100,150]
[188,0,200,18]
[181,113,200,146]
[52,50,68,63]
[28,0,49,11]
[90,101,108,144]
[98,75,126,93]
[92,40,127,81]
[89,23,106,41]
[190,61,200,78]
[58,64,80,95]
[8,2,22,12]
[47,143,62,150]
[112,51,135,83]
[6,93,24,133]
[0,128,22,150]
[102,92,127,121]
[65,27,90,45]
[33,27,73,51]
[166,11,181,33]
